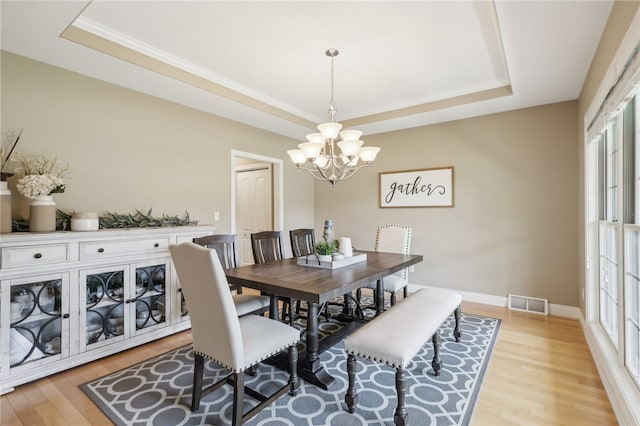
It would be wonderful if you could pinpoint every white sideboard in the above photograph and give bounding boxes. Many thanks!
[0,225,215,394]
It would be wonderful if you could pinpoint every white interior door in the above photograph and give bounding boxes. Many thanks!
[236,164,273,265]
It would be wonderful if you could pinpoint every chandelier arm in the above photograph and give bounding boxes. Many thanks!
[313,162,333,181]
[301,167,334,182]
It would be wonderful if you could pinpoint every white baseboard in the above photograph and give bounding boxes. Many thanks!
[417,285,581,319]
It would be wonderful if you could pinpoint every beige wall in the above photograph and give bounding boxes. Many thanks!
[316,102,580,306]
[5,1,635,308]
[577,1,640,313]
[1,51,315,240]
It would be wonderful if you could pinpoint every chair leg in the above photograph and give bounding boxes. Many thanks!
[403,285,408,299]
[390,291,397,306]
[191,353,205,411]
[356,288,362,305]
[394,367,407,426]
[453,305,462,342]
[431,330,442,376]
[288,344,299,396]
[231,371,245,426]
[345,354,358,413]
[295,299,302,317]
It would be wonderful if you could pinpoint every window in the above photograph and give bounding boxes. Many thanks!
[590,97,640,389]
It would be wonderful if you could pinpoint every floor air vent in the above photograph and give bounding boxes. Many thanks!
[508,294,548,315]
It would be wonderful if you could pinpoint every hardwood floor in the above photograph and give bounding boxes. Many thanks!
[1,302,617,425]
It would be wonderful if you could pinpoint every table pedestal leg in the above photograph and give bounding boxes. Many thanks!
[299,302,334,389]
[269,294,279,320]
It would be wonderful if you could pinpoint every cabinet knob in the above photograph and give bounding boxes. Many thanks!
[97,248,105,253]
[63,313,70,319]
[33,253,43,259]
[154,243,160,248]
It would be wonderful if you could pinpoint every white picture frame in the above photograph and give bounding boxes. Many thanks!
[379,167,454,208]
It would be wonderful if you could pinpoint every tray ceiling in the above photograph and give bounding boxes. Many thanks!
[1,1,613,140]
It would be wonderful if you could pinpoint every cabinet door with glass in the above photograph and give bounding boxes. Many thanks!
[130,259,170,337]
[1,273,70,375]
[80,264,129,351]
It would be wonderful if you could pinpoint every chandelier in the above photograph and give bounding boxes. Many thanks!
[287,49,380,187]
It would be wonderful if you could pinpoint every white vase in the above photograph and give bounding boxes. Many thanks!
[0,181,11,233]
[317,254,332,262]
[30,195,56,232]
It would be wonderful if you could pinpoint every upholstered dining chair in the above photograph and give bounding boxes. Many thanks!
[356,224,412,308]
[169,242,300,424]
[192,234,270,317]
[250,231,298,325]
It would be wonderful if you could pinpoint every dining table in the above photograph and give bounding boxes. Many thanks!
[224,250,423,389]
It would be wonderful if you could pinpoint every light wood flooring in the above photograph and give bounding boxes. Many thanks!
[1,302,617,425]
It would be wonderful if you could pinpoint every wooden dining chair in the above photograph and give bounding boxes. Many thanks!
[192,234,270,317]
[169,242,300,424]
[289,228,341,322]
[250,231,298,325]
[356,224,412,308]
[290,228,316,257]
[251,231,286,263]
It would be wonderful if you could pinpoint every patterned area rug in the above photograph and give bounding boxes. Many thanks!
[81,309,499,426]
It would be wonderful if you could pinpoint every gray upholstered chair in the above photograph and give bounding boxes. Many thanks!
[191,234,270,317]
[356,224,412,307]
[169,242,300,424]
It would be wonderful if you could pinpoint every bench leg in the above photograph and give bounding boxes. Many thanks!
[394,367,407,426]
[345,354,358,413]
[453,305,462,342]
[432,330,442,376]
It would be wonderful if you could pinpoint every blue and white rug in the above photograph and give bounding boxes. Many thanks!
[81,312,499,425]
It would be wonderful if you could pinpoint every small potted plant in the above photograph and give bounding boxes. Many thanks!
[314,241,335,262]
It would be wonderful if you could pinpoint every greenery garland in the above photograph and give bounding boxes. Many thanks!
[12,208,198,232]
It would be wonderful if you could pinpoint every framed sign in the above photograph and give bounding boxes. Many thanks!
[379,167,454,208]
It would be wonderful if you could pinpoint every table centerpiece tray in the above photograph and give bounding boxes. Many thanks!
[296,252,367,269]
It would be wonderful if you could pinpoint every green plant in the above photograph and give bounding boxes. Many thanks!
[99,208,198,228]
[12,208,198,232]
[314,241,335,255]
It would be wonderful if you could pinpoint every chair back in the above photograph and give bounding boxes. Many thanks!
[375,224,412,281]
[251,231,285,264]
[193,234,238,269]
[169,242,244,369]
[290,228,316,257]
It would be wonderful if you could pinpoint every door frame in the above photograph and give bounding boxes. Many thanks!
[230,150,283,235]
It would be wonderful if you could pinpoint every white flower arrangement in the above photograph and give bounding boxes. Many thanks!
[14,154,71,200]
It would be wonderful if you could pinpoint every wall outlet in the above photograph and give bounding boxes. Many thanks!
[214,211,220,221]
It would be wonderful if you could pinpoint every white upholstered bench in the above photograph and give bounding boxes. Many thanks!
[343,287,462,426]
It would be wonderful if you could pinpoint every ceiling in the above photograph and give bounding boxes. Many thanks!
[1,1,613,141]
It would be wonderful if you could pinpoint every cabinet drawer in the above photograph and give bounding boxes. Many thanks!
[79,238,170,260]
[1,244,70,268]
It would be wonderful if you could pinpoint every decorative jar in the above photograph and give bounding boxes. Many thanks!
[71,212,99,231]
[29,195,56,232]
[0,181,11,233]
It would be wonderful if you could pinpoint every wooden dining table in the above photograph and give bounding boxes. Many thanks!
[225,250,423,389]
